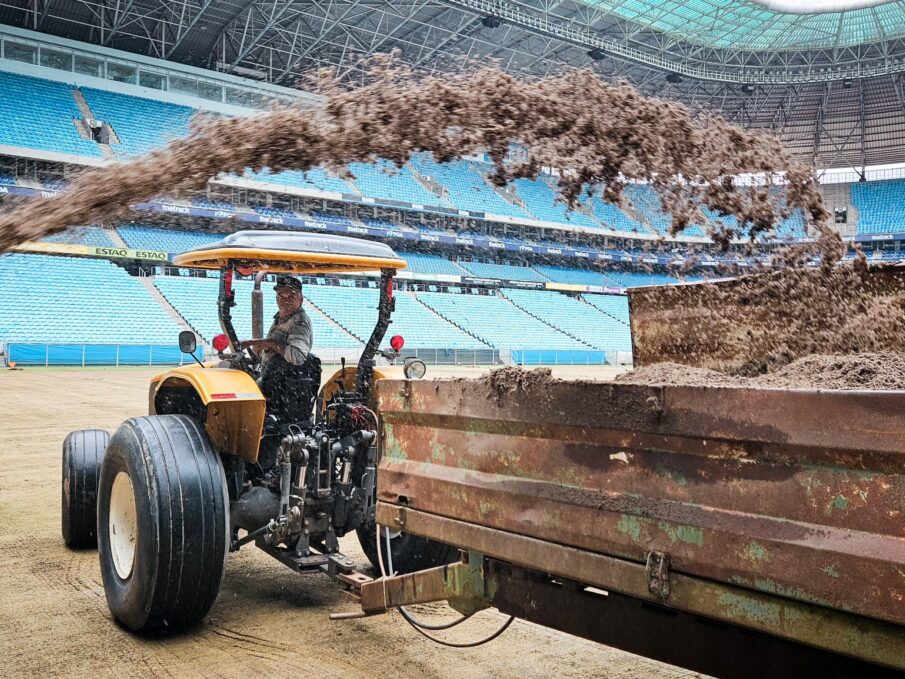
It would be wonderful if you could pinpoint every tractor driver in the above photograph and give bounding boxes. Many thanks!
[239,275,312,368]
[239,275,320,430]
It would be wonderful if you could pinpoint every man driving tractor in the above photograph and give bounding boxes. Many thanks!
[240,275,320,438]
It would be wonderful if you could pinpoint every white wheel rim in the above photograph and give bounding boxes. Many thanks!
[109,471,137,580]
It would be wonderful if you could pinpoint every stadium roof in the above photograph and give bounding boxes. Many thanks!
[581,0,905,51]
[2,0,905,169]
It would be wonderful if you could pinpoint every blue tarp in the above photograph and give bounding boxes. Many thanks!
[6,343,194,366]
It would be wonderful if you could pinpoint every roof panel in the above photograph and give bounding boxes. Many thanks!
[578,0,905,50]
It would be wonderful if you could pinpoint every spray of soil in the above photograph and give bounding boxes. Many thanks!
[0,58,826,252]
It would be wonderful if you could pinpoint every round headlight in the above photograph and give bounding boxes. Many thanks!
[403,358,426,380]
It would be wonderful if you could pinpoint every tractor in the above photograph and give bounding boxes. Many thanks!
[60,230,448,633]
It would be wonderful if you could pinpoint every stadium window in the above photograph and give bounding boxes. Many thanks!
[170,75,198,97]
[39,48,72,72]
[4,41,36,65]
[107,63,137,84]
[198,82,223,102]
[834,208,847,224]
[74,55,102,77]
[139,71,165,90]
[225,87,253,107]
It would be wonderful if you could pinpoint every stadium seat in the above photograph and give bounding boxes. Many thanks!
[851,179,905,234]
[459,261,548,282]
[410,156,529,218]
[118,226,222,254]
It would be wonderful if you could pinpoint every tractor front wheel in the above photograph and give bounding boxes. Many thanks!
[97,415,229,633]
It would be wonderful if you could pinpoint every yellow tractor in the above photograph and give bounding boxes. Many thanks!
[60,230,445,633]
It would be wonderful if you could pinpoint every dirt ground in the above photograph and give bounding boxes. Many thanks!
[0,364,702,678]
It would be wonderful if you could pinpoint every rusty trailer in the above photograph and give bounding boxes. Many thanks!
[359,376,905,678]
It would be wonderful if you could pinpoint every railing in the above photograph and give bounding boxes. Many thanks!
[1,343,632,367]
[4,343,197,366]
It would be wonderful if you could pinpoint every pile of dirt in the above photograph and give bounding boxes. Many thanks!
[618,352,905,390]
[0,58,826,253]
[753,352,905,390]
[481,366,555,402]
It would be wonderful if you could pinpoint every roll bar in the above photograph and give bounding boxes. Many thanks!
[356,268,395,396]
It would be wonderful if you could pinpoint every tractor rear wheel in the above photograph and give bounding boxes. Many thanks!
[62,429,109,548]
[97,415,229,633]
[357,521,456,575]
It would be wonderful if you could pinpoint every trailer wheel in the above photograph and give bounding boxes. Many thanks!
[357,521,456,574]
[62,429,109,548]
[97,415,229,633]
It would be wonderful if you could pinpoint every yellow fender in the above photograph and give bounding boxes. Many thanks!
[149,365,266,463]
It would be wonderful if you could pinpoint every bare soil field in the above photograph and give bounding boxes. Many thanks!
[0,364,701,679]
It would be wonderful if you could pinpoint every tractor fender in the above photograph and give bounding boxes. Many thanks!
[149,366,266,463]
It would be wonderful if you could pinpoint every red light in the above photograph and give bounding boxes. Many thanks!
[390,335,404,351]
[212,334,230,352]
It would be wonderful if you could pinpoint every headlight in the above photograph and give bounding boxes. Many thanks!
[403,358,427,380]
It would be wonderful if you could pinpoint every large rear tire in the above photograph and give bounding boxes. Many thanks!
[97,415,229,633]
[62,429,109,548]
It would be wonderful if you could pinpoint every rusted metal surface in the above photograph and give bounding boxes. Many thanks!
[374,378,905,640]
[359,553,492,615]
[489,563,905,679]
[627,268,905,371]
[377,505,905,667]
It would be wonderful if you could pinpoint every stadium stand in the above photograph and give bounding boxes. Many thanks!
[513,177,599,228]
[625,184,708,238]
[303,284,487,348]
[399,252,469,276]
[501,289,632,351]
[0,72,102,157]
[532,265,617,287]
[459,260,549,282]
[154,276,361,348]
[0,254,180,343]
[348,160,446,206]
[592,196,646,233]
[249,168,354,194]
[41,227,115,247]
[417,291,588,349]
[118,226,222,253]
[603,270,680,287]
[410,156,529,218]
[851,178,905,234]
[81,87,193,157]
[583,294,630,325]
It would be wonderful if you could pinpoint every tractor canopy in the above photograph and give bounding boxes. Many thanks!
[172,230,407,274]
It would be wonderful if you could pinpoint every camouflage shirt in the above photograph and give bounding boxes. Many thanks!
[263,307,313,367]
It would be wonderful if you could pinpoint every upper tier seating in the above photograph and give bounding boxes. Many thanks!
[410,156,529,218]
[603,270,680,287]
[501,289,632,351]
[249,168,354,194]
[0,72,102,157]
[532,265,616,287]
[154,276,360,348]
[41,227,115,247]
[851,179,905,234]
[583,294,630,325]
[0,254,179,343]
[348,160,446,206]
[417,292,587,349]
[304,284,487,349]
[626,184,707,238]
[82,88,193,157]
[592,196,646,233]
[400,252,469,276]
[459,261,548,282]
[513,177,598,228]
[118,226,222,253]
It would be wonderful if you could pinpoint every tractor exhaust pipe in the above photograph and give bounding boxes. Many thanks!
[251,271,267,339]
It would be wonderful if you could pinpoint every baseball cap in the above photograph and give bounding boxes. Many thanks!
[274,275,302,293]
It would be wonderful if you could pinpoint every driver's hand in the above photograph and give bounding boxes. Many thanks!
[239,339,276,353]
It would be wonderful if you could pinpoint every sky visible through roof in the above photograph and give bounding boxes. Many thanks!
[580,0,905,50]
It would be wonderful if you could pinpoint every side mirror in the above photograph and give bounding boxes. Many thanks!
[178,330,197,355]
